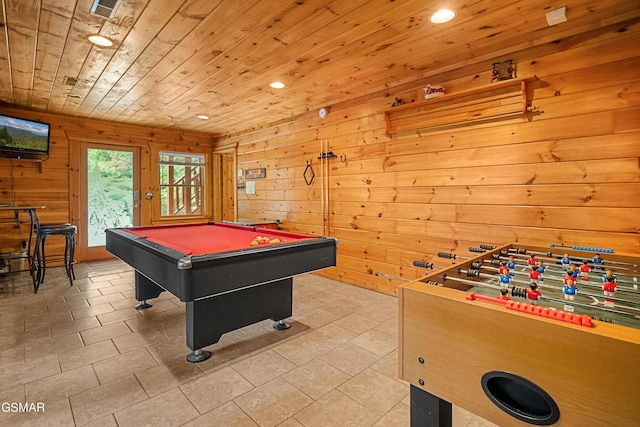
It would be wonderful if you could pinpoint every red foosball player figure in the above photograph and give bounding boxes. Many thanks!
[579,260,591,282]
[498,261,509,275]
[567,263,579,279]
[563,277,578,312]
[527,283,541,305]
[529,265,541,284]
[527,253,537,267]
[602,270,617,308]
[497,287,511,301]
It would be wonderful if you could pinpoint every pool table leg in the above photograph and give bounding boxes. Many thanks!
[134,272,164,309]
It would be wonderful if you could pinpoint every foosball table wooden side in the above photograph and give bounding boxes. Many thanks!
[398,276,640,426]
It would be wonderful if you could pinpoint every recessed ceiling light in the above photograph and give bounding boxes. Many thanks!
[430,9,455,24]
[196,115,209,120]
[270,82,285,89]
[88,34,113,47]
[66,93,82,98]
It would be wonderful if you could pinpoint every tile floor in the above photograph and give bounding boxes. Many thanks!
[0,260,498,426]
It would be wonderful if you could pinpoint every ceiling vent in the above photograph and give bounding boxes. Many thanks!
[63,76,78,86]
[91,0,118,19]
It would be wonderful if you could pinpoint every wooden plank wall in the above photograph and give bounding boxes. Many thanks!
[217,19,640,296]
[0,108,213,259]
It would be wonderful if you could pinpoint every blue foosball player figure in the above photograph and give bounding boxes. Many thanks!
[499,272,511,288]
[592,253,605,271]
[560,253,571,271]
[563,277,577,312]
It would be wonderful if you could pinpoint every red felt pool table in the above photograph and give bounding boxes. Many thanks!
[105,222,337,362]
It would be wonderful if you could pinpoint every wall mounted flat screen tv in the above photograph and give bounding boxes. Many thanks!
[0,114,50,158]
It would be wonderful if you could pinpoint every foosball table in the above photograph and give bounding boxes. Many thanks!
[399,243,640,426]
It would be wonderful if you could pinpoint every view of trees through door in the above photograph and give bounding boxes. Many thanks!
[86,147,136,248]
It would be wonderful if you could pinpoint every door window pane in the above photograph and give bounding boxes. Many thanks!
[159,151,205,216]
[87,148,134,247]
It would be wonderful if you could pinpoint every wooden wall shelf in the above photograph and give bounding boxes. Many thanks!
[382,76,538,136]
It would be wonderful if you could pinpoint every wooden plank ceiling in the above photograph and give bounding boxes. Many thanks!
[0,0,637,136]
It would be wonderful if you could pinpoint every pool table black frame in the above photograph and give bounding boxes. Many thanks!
[105,223,337,362]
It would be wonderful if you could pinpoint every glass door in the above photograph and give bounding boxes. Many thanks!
[79,143,140,260]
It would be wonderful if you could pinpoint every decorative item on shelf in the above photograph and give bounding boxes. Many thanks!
[303,160,315,186]
[424,84,445,99]
[391,97,404,107]
[491,59,515,83]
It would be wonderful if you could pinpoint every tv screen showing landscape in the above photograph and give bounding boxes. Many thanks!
[0,114,50,156]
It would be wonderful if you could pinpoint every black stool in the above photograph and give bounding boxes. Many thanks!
[33,223,77,293]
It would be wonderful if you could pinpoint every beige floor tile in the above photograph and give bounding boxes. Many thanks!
[337,368,408,416]
[0,345,25,370]
[50,316,101,338]
[321,297,370,317]
[293,389,379,427]
[79,321,132,345]
[272,334,330,366]
[93,347,158,384]
[319,342,380,376]
[114,388,199,427]
[276,418,304,427]
[305,322,357,349]
[281,359,351,400]
[334,312,379,334]
[82,414,119,427]
[180,366,254,413]
[350,328,398,357]
[292,307,341,329]
[124,312,169,332]
[182,401,258,427]
[98,283,134,295]
[355,299,397,322]
[86,293,126,306]
[234,377,313,427]
[25,332,84,362]
[71,302,115,320]
[373,401,410,426]
[232,349,297,386]
[26,364,99,403]
[373,317,398,337]
[111,327,169,354]
[0,354,60,392]
[59,340,120,371]
[370,350,400,380]
[4,324,52,349]
[108,297,140,311]
[96,307,142,325]
[69,375,148,426]
[135,360,204,397]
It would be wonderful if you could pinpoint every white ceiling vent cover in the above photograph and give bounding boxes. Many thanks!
[91,0,118,19]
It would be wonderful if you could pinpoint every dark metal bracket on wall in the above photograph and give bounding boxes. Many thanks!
[317,151,346,162]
